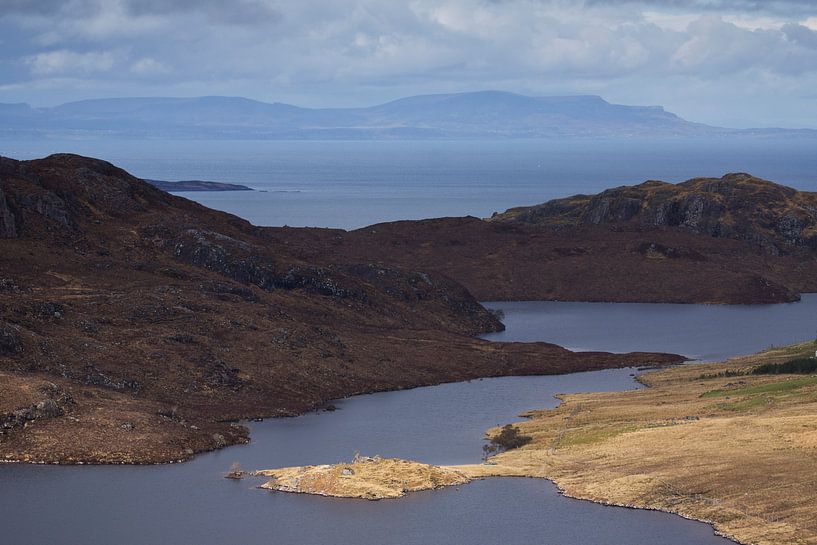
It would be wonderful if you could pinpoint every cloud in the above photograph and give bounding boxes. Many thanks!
[124,0,281,24]
[582,0,817,16]
[129,57,169,76]
[0,0,816,127]
[26,49,117,76]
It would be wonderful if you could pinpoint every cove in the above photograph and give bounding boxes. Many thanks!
[4,296,815,545]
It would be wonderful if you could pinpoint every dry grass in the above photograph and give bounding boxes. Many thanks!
[466,342,817,545]
[257,457,470,500]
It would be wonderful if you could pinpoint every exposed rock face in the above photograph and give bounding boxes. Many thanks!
[0,322,22,355]
[0,153,175,239]
[0,385,73,438]
[0,186,17,238]
[493,173,817,255]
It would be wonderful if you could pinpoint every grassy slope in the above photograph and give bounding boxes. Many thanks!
[255,342,817,544]
[459,341,817,545]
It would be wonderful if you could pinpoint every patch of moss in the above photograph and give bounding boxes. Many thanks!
[716,396,774,412]
[753,358,817,375]
[701,376,817,399]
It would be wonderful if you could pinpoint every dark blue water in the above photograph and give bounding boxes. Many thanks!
[3,138,816,228]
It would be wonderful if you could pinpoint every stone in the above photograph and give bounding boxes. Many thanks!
[0,322,22,355]
[0,187,17,238]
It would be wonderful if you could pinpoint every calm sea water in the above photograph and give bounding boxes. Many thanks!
[3,138,817,229]
[4,299,815,545]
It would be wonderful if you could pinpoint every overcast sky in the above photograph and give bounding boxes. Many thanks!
[1,0,817,128]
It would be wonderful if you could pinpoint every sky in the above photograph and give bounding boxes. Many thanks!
[1,0,817,128]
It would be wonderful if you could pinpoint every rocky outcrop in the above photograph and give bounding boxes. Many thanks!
[0,186,17,238]
[18,191,71,228]
[0,322,22,355]
[0,153,180,238]
[0,385,73,438]
[168,228,503,335]
[493,173,817,255]
[172,229,366,299]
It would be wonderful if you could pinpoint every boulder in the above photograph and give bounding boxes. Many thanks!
[0,322,22,355]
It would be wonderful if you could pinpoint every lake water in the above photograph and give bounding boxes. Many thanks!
[3,138,817,229]
[1,371,735,545]
[484,296,817,362]
[6,296,817,545]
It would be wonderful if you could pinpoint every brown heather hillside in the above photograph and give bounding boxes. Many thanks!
[0,154,679,463]
[283,174,817,304]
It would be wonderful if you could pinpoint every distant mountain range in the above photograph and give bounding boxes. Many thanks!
[1,91,815,139]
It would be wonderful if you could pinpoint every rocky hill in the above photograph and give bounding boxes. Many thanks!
[0,154,678,463]
[281,175,817,305]
[492,173,817,256]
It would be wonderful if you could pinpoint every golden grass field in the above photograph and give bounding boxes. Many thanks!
[257,457,469,499]
[259,342,817,544]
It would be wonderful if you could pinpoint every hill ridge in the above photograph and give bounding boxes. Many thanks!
[491,173,817,255]
[3,91,813,139]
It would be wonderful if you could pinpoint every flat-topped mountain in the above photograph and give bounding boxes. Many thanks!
[492,173,817,256]
[2,91,813,139]
[0,154,677,464]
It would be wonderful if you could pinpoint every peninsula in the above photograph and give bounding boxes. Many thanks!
[144,179,254,192]
[0,153,679,463]
[2,153,816,465]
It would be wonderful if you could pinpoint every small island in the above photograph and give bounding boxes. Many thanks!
[144,179,254,192]
[257,456,471,500]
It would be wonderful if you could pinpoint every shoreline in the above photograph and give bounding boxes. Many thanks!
[256,341,817,545]
[0,363,665,466]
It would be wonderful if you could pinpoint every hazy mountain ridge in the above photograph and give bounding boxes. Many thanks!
[2,91,812,139]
